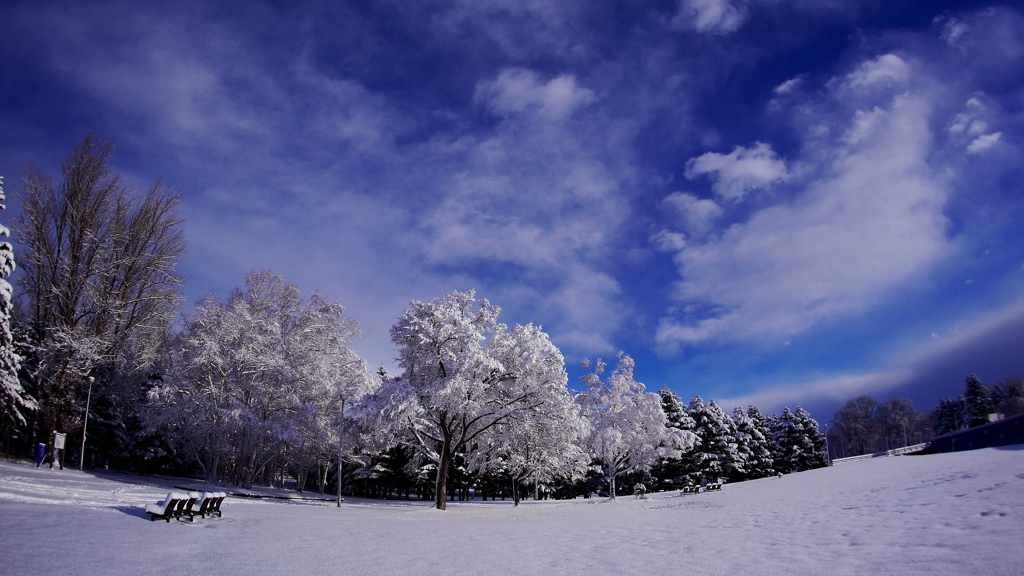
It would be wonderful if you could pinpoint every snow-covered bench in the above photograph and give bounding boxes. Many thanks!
[208,492,226,517]
[145,491,187,522]
[179,492,201,522]
[190,491,217,519]
[191,491,226,519]
[705,482,722,492]
[681,485,700,495]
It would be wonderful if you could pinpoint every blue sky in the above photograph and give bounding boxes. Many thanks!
[2,0,1023,421]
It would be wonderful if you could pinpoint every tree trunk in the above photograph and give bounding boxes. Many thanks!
[512,478,520,506]
[435,437,452,510]
[342,446,350,504]
[608,473,616,500]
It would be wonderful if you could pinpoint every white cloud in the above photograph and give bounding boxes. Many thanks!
[717,369,912,416]
[773,77,804,96]
[475,68,595,120]
[938,16,969,48]
[659,93,949,346]
[845,54,909,89]
[670,0,749,34]
[651,230,687,252]
[662,192,723,238]
[948,97,1003,155]
[684,142,788,201]
[967,132,1002,155]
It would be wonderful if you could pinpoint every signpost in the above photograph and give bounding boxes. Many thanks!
[53,432,67,470]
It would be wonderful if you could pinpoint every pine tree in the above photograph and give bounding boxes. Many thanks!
[793,407,828,470]
[963,374,994,428]
[733,406,774,479]
[652,387,696,489]
[933,397,967,435]
[0,176,34,430]
[688,397,742,483]
[772,407,827,473]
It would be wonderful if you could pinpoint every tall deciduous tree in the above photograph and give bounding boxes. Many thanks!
[471,323,589,505]
[831,395,879,456]
[577,353,695,499]
[378,290,572,510]
[147,271,373,488]
[876,397,919,449]
[17,134,184,466]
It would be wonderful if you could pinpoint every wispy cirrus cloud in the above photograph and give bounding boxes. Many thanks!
[669,0,749,34]
[657,55,951,348]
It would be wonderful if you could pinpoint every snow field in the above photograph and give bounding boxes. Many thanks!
[1,446,1022,575]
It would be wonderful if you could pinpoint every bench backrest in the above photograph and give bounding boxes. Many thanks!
[194,492,213,514]
[160,492,180,515]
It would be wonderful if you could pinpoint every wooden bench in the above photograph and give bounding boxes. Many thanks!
[208,492,226,517]
[190,492,217,519]
[145,491,185,522]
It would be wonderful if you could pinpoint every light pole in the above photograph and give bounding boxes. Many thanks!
[824,424,831,466]
[78,376,94,472]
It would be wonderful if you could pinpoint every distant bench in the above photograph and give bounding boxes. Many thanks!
[146,491,226,522]
[680,483,722,495]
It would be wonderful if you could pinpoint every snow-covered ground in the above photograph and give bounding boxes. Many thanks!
[2,447,1023,575]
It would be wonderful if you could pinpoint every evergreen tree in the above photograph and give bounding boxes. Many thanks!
[652,387,697,489]
[993,377,1024,417]
[0,176,34,431]
[733,406,774,479]
[793,407,828,470]
[963,374,994,427]
[772,407,827,473]
[933,397,967,435]
[688,397,742,483]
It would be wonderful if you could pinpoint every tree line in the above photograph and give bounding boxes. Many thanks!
[828,374,1024,458]
[0,134,830,510]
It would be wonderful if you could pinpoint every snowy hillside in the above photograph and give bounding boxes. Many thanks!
[2,447,1023,575]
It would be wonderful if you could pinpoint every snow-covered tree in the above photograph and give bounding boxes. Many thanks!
[687,396,742,483]
[17,134,184,464]
[471,324,589,505]
[933,397,967,435]
[577,353,695,499]
[994,376,1024,417]
[146,271,373,489]
[651,387,696,489]
[0,176,34,430]
[374,290,575,510]
[772,407,827,473]
[733,406,774,480]
[963,374,994,428]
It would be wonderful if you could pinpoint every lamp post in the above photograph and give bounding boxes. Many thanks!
[78,376,94,472]
[824,424,831,466]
